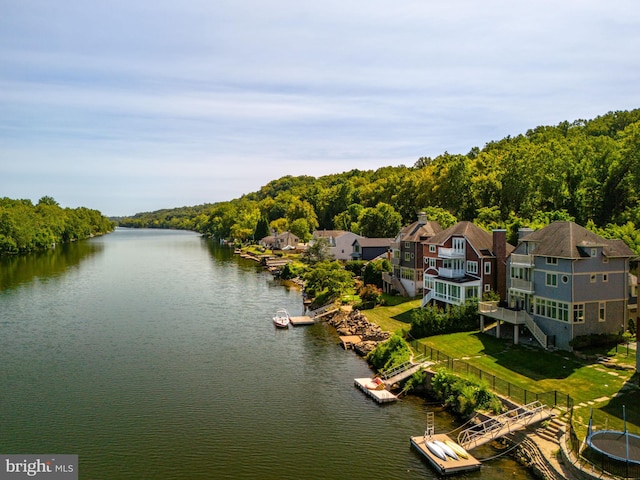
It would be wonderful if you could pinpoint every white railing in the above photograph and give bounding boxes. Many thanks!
[510,278,534,292]
[458,401,547,449]
[438,267,465,278]
[510,253,534,266]
[438,247,465,258]
[478,302,549,348]
[524,313,549,349]
[421,290,433,307]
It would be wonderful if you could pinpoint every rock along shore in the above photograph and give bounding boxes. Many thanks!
[327,308,390,356]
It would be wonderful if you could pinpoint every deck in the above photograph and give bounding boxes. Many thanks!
[354,378,397,404]
[410,433,481,476]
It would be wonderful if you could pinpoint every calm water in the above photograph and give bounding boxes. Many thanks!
[0,228,534,479]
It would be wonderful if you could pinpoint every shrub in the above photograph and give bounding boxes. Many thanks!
[430,369,503,418]
[409,300,479,338]
[367,333,411,372]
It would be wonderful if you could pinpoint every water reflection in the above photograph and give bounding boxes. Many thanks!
[0,239,104,290]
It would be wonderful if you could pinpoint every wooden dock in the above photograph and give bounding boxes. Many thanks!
[410,433,481,476]
[354,378,398,404]
[289,315,315,326]
[339,335,362,349]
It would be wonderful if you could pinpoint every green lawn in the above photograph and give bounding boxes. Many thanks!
[362,303,640,438]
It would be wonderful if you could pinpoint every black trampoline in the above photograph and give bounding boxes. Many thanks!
[587,430,640,465]
[585,405,640,468]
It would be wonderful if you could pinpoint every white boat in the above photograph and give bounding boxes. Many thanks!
[425,439,448,461]
[272,308,290,328]
[433,440,459,460]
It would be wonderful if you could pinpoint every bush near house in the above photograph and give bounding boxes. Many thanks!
[430,369,503,418]
[409,300,479,338]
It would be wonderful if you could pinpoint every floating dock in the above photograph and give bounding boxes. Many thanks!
[354,378,398,404]
[289,315,315,326]
[410,434,481,476]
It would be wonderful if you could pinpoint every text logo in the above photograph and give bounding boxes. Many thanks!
[0,455,77,480]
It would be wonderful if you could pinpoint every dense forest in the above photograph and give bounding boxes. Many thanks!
[119,109,640,254]
[0,196,115,255]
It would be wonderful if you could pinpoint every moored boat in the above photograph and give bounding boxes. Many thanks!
[272,308,290,328]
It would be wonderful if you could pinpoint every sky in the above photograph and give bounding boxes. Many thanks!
[1,1,639,217]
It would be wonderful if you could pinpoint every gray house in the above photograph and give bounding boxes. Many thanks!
[482,221,636,351]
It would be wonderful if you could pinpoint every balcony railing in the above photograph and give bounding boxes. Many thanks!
[510,253,534,266]
[438,267,465,279]
[478,302,549,349]
[439,247,465,258]
[510,278,534,292]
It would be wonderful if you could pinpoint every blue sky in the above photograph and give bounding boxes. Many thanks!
[1,1,639,216]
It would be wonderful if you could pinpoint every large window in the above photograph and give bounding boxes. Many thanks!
[401,268,414,280]
[599,302,606,322]
[545,273,557,287]
[535,297,569,322]
[484,262,491,275]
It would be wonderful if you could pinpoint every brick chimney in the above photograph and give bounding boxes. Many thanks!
[493,229,507,302]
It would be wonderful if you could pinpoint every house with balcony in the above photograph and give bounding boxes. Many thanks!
[421,222,514,308]
[383,212,442,297]
[311,230,363,261]
[481,221,636,351]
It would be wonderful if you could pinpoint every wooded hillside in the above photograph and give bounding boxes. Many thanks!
[119,109,640,254]
[0,196,115,255]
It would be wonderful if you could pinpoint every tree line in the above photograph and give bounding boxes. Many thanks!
[119,109,640,254]
[0,196,115,255]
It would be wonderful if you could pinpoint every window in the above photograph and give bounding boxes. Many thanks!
[591,248,598,257]
[546,273,558,287]
[484,262,491,275]
[404,252,410,262]
[405,242,411,249]
[535,297,570,322]
[484,284,491,292]
[599,302,606,322]
[393,249,400,259]
[467,261,478,275]
[424,275,434,290]
[453,238,465,252]
[429,245,436,253]
[602,274,608,282]
[401,268,413,280]
[561,275,569,284]
[573,304,584,323]
[465,286,479,299]
[590,274,596,283]
[429,258,436,268]
[546,257,558,265]
[602,257,609,264]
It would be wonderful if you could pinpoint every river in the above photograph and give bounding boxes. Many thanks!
[0,228,535,479]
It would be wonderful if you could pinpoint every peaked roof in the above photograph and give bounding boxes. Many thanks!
[353,237,394,247]
[398,219,442,242]
[313,230,351,239]
[521,221,636,259]
[423,221,515,258]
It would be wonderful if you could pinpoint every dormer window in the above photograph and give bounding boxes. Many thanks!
[546,257,558,265]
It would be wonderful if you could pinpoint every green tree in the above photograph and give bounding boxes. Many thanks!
[358,203,402,238]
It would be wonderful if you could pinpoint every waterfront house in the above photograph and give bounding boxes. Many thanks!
[351,237,393,261]
[259,231,300,250]
[481,221,636,351]
[383,212,442,297]
[312,230,364,261]
[421,222,514,308]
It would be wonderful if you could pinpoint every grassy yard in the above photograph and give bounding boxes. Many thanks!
[361,302,640,439]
